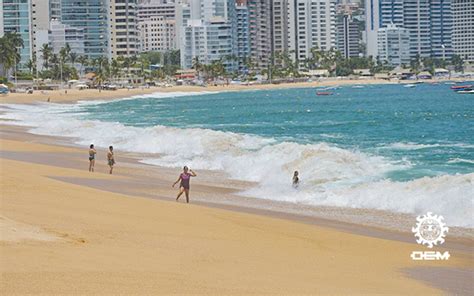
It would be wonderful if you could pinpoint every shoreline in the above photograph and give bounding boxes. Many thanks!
[2,123,473,243]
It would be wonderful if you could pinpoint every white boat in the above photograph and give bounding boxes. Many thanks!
[404,84,416,88]
[457,89,474,94]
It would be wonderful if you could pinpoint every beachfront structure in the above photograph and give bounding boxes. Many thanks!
[1,0,33,69]
[180,18,235,71]
[179,0,237,72]
[364,0,381,58]
[49,19,85,55]
[109,0,139,58]
[288,0,337,68]
[247,0,273,71]
[429,0,453,59]
[175,2,191,56]
[452,0,473,63]
[336,13,360,58]
[137,0,175,21]
[31,0,51,71]
[235,1,250,71]
[60,0,109,60]
[377,24,410,66]
[139,16,176,52]
[50,0,61,20]
[365,0,453,60]
[272,0,289,54]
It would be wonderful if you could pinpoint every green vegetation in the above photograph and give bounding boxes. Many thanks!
[0,32,24,76]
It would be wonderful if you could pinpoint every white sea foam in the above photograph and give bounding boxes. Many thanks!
[75,91,218,106]
[448,158,474,165]
[382,142,474,150]
[1,101,473,227]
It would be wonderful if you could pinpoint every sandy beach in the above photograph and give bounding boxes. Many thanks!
[1,82,473,294]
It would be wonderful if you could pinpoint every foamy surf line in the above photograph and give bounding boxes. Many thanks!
[1,100,473,228]
[75,90,220,106]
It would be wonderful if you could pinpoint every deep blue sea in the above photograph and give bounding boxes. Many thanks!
[3,82,473,226]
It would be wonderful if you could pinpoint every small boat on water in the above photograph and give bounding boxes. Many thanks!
[404,84,416,88]
[450,85,472,90]
[457,88,474,94]
[317,91,333,96]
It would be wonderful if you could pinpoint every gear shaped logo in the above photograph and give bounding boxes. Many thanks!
[412,212,449,248]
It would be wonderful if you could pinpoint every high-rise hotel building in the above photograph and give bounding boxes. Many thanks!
[109,0,139,58]
[452,0,473,63]
[61,0,109,59]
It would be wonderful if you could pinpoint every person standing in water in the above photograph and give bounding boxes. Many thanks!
[88,144,97,172]
[292,171,299,188]
[172,166,197,203]
[107,146,115,174]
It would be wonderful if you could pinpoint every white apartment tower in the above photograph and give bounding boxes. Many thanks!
[289,0,337,67]
[452,0,473,63]
[377,24,410,66]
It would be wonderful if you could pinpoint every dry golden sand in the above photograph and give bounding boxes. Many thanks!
[1,138,471,294]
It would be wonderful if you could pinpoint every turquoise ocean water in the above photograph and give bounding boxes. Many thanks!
[2,82,473,226]
[82,83,473,179]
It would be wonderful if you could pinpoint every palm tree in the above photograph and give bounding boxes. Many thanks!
[26,59,35,75]
[0,32,24,77]
[69,52,78,66]
[110,58,120,82]
[40,44,53,70]
[192,57,203,78]
[77,55,89,77]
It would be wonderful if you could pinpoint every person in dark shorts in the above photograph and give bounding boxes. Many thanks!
[89,144,97,172]
[172,166,197,203]
[107,146,115,174]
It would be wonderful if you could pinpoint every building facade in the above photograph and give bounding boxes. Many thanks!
[288,0,337,68]
[336,14,359,58]
[247,0,273,71]
[272,0,289,54]
[137,0,175,21]
[109,0,139,58]
[139,16,176,52]
[235,2,250,71]
[377,23,410,66]
[366,0,453,60]
[452,0,473,62]
[50,0,61,20]
[1,0,33,69]
[179,0,237,72]
[61,0,109,60]
[49,19,85,55]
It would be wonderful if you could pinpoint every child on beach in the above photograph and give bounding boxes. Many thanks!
[89,144,97,172]
[173,166,197,203]
[292,171,299,188]
[107,146,115,174]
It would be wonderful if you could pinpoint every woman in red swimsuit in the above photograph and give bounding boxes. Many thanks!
[172,166,197,203]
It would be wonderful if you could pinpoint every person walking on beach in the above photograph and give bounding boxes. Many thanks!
[107,146,115,174]
[292,171,300,188]
[173,166,197,203]
[88,144,97,172]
